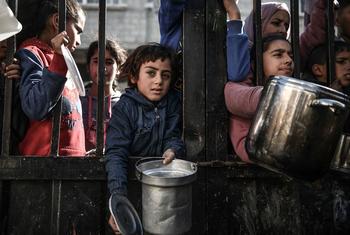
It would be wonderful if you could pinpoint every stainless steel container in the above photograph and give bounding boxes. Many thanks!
[135,158,197,235]
[331,134,350,174]
[246,76,350,180]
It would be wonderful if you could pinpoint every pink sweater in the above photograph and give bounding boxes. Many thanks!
[225,0,326,162]
[225,77,262,162]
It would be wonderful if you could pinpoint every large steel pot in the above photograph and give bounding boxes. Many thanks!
[135,157,197,235]
[246,76,350,180]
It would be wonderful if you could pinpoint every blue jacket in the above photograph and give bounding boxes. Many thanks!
[159,1,249,82]
[105,88,185,196]
[226,20,250,82]
[159,0,187,50]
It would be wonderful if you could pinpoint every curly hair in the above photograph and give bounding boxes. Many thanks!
[118,43,178,87]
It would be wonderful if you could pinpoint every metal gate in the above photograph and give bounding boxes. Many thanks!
[0,0,349,234]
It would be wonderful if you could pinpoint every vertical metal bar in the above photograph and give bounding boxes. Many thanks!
[50,1,65,234]
[291,0,300,78]
[205,0,227,160]
[326,0,335,86]
[96,0,106,156]
[50,180,62,235]
[50,0,66,156]
[253,0,263,86]
[1,0,18,156]
[183,0,206,160]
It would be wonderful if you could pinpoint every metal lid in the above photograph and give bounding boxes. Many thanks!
[109,194,143,235]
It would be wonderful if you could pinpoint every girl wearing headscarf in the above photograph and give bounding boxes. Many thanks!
[227,0,326,82]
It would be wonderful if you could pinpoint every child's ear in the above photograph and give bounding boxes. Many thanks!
[130,76,137,84]
[50,13,59,32]
[312,64,326,77]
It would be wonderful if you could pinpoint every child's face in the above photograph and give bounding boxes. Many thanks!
[89,49,118,86]
[264,10,290,39]
[263,39,294,79]
[65,10,85,52]
[132,58,172,102]
[335,50,350,87]
[336,6,350,39]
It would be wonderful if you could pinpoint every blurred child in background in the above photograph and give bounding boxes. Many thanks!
[303,41,350,95]
[81,39,127,152]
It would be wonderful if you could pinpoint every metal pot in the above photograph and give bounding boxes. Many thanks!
[135,157,197,235]
[331,134,350,174]
[246,76,350,180]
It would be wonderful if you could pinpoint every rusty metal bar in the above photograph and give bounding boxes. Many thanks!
[50,1,66,234]
[50,180,62,235]
[326,0,335,86]
[253,0,263,86]
[96,0,106,157]
[50,0,66,157]
[290,0,300,78]
[1,0,18,156]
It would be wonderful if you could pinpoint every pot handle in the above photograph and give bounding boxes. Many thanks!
[311,98,347,114]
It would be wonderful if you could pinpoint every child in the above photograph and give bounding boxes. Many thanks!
[336,0,350,43]
[15,0,86,156]
[105,43,185,233]
[224,0,325,81]
[303,41,350,94]
[225,32,294,162]
[81,39,127,152]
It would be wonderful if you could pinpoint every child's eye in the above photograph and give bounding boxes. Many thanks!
[273,53,282,58]
[147,70,156,77]
[271,21,280,26]
[162,73,171,80]
[105,60,115,66]
[336,59,346,65]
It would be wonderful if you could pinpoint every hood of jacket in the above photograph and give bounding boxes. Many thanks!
[122,87,169,110]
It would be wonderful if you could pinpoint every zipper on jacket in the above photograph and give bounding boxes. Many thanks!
[154,107,162,154]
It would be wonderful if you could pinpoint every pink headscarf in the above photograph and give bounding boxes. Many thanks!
[243,2,290,44]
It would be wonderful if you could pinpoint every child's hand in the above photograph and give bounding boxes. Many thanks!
[4,58,21,80]
[51,31,70,55]
[162,149,175,165]
[108,215,121,235]
[223,0,241,20]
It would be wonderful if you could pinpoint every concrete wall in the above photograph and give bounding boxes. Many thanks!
[79,0,160,50]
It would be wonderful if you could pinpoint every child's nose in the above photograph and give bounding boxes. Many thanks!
[279,26,287,35]
[285,55,292,64]
[154,73,162,84]
[76,35,81,47]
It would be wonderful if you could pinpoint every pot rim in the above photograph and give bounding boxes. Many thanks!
[135,157,197,187]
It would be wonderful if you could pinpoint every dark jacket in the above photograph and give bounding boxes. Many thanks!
[105,88,185,196]
[159,0,187,51]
